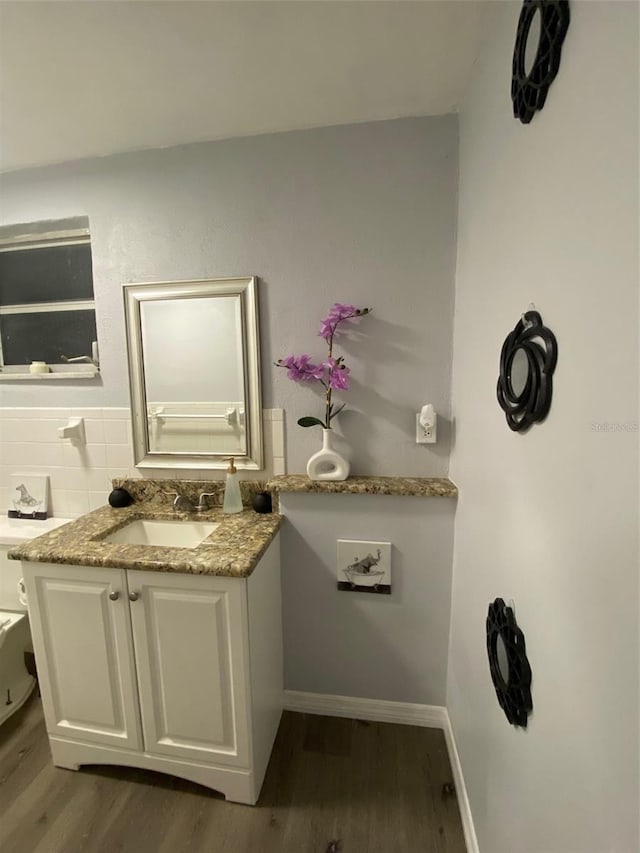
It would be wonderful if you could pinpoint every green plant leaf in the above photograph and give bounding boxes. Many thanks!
[297,416,325,428]
[328,403,346,422]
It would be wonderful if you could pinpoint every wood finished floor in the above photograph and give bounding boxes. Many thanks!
[0,695,466,853]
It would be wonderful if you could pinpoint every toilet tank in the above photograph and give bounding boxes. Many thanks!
[0,517,73,610]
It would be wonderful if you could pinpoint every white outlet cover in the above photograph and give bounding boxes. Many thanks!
[337,539,391,594]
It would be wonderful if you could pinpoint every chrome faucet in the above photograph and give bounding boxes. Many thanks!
[195,492,217,513]
[164,491,196,513]
[164,491,218,513]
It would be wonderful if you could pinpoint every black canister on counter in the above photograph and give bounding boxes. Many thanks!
[252,491,273,514]
[108,488,133,508]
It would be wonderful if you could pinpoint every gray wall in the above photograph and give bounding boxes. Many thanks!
[0,116,458,478]
[281,493,455,705]
[0,116,459,706]
[449,3,639,852]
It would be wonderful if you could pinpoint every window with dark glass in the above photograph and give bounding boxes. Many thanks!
[0,217,98,371]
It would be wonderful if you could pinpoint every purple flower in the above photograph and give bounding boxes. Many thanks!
[318,303,358,340]
[276,303,370,430]
[325,358,351,391]
[328,303,357,320]
[318,318,336,341]
[280,354,324,382]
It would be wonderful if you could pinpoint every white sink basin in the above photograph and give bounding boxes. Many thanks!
[104,519,218,549]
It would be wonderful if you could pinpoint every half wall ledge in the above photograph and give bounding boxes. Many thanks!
[266,475,458,498]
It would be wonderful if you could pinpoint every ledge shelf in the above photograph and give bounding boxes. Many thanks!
[266,475,458,498]
[0,366,99,381]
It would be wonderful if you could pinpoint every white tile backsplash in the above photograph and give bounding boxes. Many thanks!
[84,467,114,492]
[103,419,130,445]
[84,418,106,444]
[106,443,134,471]
[62,443,108,470]
[49,467,87,491]
[12,442,64,467]
[55,489,90,517]
[102,408,130,419]
[15,419,60,443]
[0,407,286,518]
[88,490,109,511]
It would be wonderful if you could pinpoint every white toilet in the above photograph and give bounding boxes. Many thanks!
[0,516,71,726]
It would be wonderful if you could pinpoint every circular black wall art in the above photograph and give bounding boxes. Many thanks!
[511,0,570,124]
[486,598,533,728]
[497,310,557,432]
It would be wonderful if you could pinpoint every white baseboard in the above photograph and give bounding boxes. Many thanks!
[284,690,478,853]
[284,689,447,728]
[442,709,480,853]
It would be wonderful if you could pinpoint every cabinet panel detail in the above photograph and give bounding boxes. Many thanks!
[149,591,233,747]
[24,564,141,749]
[128,571,250,766]
[42,581,122,729]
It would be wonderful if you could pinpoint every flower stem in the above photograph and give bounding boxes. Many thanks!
[325,329,336,428]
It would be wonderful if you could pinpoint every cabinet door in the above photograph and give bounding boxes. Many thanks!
[128,570,250,767]
[23,562,141,750]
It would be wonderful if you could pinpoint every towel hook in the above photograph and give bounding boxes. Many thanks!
[521,302,536,329]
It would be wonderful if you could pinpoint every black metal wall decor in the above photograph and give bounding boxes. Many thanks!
[486,598,533,728]
[511,0,570,124]
[497,310,557,432]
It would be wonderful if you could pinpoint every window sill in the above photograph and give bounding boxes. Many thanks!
[0,365,99,381]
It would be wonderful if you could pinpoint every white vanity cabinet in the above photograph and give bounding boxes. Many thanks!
[127,568,250,767]
[24,563,142,750]
[22,534,282,804]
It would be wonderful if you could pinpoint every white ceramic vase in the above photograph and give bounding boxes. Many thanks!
[306,428,350,481]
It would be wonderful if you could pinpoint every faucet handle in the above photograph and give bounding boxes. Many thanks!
[163,491,194,512]
[196,492,217,512]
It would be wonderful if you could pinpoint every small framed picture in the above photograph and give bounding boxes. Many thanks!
[337,539,392,595]
[8,474,50,520]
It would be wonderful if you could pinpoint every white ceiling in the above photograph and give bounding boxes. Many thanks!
[0,1,489,173]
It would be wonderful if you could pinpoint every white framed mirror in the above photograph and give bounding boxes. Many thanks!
[123,277,263,470]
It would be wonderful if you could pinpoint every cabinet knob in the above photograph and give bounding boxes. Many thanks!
[129,591,140,602]
[109,590,120,601]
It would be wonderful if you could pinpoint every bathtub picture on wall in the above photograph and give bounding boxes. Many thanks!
[337,539,391,595]
[8,474,49,520]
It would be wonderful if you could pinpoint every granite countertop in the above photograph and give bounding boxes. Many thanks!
[9,505,282,578]
[266,474,458,497]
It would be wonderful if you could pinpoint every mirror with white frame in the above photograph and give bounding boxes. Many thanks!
[123,277,263,470]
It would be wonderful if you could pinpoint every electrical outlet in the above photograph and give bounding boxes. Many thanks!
[416,413,436,444]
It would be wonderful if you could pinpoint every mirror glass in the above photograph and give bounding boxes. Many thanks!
[510,347,529,397]
[525,9,542,75]
[496,634,510,683]
[124,278,263,470]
